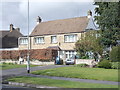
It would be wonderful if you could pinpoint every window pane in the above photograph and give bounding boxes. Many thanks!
[64,35,77,42]
[20,38,28,44]
[35,37,44,44]
[51,36,57,43]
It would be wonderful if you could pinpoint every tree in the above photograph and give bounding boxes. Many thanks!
[94,2,120,30]
[94,2,120,48]
[110,46,120,62]
[99,28,120,48]
[75,30,103,59]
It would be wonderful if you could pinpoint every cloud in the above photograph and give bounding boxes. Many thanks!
[1,2,27,34]
[1,1,96,35]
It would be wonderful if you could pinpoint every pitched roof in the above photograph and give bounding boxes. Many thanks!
[5,30,23,37]
[0,30,23,38]
[30,16,89,36]
[86,18,98,30]
[0,31,9,38]
[0,30,23,48]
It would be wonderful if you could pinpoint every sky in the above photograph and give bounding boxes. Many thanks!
[0,0,97,35]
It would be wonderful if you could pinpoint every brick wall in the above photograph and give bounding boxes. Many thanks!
[0,49,57,61]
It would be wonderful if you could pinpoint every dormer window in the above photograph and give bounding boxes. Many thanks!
[51,36,57,43]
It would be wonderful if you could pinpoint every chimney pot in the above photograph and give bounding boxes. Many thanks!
[37,16,42,24]
[10,24,14,32]
[87,10,92,18]
[16,28,20,32]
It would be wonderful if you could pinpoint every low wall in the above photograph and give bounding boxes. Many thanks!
[76,59,97,65]
[0,59,55,65]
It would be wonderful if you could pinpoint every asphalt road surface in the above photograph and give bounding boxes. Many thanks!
[2,84,41,90]
[1,65,70,89]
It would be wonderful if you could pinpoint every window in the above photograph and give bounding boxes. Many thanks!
[19,38,28,45]
[51,36,57,43]
[64,34,77,42]
[34,37,44,44]
[65,51,76,59]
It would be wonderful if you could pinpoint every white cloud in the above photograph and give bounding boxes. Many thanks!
[1,1,96,35]
[2,0,94,2]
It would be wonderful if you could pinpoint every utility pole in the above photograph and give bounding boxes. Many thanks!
[27,0,30,73]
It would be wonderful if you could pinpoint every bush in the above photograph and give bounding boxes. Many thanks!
[8,63,14,65]
[76,64,89,67]
[2,62,7,64]
[81,56,89,59]
[111,62,120,69]
[110,46,120,62]
[98,60,111,69]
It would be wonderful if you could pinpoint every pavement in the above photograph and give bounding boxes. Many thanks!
[2,65,68,76]
[1,65,119,88]
[22,73,118,85]
[2,65,69,80]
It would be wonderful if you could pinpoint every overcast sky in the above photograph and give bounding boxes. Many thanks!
[0,0,96,35]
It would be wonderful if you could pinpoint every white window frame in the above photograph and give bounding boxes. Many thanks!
[51,36,57,43]
[64,34,77,43]
[65,51,76,59]
[19,37,28,45]
[34,37,44,44]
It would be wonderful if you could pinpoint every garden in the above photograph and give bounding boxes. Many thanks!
[31,66,118,82]
[0,62,39,70]
[7,76,118,88]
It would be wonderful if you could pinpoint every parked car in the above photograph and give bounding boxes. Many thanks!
[65,56,75,65]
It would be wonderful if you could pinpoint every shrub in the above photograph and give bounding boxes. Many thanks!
[111,62,120,69]
[8,63,14,65]
[81,56,89,59]
[2,62,7,64]
[98,60,111,69]
[76,64,89,67]
[110,46,120,62]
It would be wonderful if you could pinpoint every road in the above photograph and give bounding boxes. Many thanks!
[1,65,70,89]
[2,65,69,79]
[2,84,41,90]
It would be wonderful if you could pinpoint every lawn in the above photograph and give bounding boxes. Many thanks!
[0,63,39,70]
[7,76,118,88]
[31,66,118,82]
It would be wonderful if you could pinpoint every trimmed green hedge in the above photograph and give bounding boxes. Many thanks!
[98,60,112,69]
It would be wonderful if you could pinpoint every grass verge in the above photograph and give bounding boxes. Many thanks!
[7,76,118,88]
[31,66,118,82]
[0,63,39,70]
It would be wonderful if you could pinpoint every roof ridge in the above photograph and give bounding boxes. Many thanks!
[41,16,87,23]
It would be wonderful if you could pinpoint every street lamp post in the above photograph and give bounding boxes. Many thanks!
[27,0,30,73]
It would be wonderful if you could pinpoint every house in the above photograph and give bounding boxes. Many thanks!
[18,10,97,61]
[0,24,23,49]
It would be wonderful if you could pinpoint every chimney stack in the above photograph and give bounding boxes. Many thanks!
[16,27,20,32]
[36,16,42,24]
[10,24,14,32]
[87,10,92,18]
